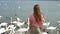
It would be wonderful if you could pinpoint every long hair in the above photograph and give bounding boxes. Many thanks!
[33,4,42,22]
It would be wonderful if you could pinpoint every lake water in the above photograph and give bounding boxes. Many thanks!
[0,1,60,27]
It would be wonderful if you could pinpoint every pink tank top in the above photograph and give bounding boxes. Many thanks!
[30,14,44,28]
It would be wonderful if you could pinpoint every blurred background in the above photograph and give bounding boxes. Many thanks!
[0,0,60,27]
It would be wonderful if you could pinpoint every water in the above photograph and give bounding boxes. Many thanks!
[0,1,60,27]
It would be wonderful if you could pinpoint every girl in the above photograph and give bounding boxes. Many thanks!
[29,4,44,34]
